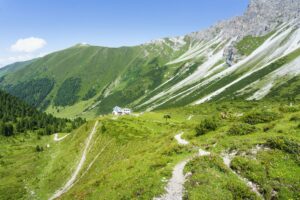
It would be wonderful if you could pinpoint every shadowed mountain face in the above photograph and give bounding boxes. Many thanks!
[1,0,300,119]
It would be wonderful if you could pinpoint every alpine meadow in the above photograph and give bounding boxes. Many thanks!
[0,0,299,200]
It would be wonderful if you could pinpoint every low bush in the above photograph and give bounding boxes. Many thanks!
[195,118,218,136]
[226,179,259,199]
[290,115,300,122]
[243,111,280,125]
[227,123,256,135]
[263,124,275,132]
[161,143,187,156]
[277,129,284,133]
[266,137,300,155]
[35,145,44,152]
[149,157,169,170]
[279,105,299,113]
[101,125,107,132]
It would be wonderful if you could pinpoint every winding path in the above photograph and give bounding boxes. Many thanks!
[49,121,99,200]
[221,149,264,199]
[154,158,191,200]
[174,132,189,145]
[53,133,70,142]
[187,115,193,121]
[50,116,264,199]
[155,119,262,200]
[154,132,210,200]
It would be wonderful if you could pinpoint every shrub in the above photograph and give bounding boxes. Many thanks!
[36,145,44,152]
[243,111,280,125]
[150,157,169,170]
[227,123,256,135]
[263,124,275,132]
[279,105,299,113]
[226,179,258,199]
[195,118,218,136]
[101,125,107,132]
[162,143,187,156]
[266,137,300,155]
[290,115,300,122]
[0,123,14,136]
[163,114,171,123]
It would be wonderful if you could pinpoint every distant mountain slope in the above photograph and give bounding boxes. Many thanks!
[0,59,35,78]
[1,0,300,118]
[0,41,190,117]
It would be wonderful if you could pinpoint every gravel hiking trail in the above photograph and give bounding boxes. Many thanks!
[53,133,70,142]
[49,121,99,200]
[155,114,262,200]
[174,132,189,145]
[154,131,210,200]
[221,149,265,199]
[187,115,193,120]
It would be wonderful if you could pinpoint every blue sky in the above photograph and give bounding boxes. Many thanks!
[0,0,248,67]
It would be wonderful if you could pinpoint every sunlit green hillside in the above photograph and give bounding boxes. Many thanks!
[1,100,299,199]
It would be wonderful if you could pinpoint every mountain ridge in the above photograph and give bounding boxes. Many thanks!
[1,0,300,119]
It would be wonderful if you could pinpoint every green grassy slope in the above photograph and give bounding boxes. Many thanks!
[1,100,299,199]
[267,76,300,101]
[235,31,275,56]
[0,122,94,199]
[0,89,85,199]
[0,59,35,78]
[180,101,300,200]
[1,41,190,117]
[2,45,142,106]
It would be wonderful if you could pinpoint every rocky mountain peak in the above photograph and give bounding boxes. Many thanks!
[246,0,300,22]
[187,0,300,66]
[189,0,300,42]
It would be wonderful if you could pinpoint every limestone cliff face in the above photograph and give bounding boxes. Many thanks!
[187,0,300,65]
[242,0,300,35]
[190,0,300,41]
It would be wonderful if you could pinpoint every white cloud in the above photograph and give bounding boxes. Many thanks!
[10,37,47,53]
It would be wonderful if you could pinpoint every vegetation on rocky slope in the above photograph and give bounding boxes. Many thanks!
[235,31,275,56]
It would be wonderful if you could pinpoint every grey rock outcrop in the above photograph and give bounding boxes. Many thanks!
[190,0,300,41]
[188,0,300,66]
